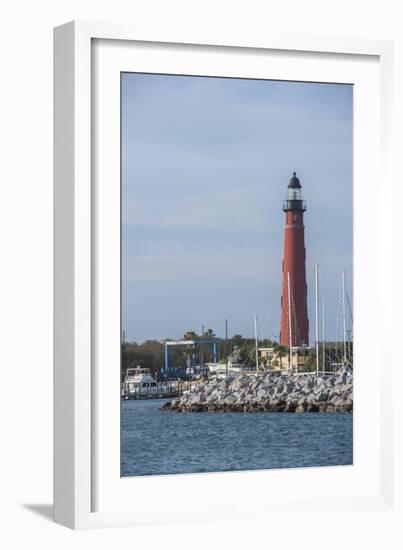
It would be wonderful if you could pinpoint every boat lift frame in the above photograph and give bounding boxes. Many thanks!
[163,338,220,372]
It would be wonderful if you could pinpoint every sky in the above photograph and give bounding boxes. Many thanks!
[121,73,353,344]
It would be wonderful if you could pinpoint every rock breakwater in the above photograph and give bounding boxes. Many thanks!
[162,371,353,413]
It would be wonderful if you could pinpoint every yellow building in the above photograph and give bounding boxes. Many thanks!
[259,347,310,372]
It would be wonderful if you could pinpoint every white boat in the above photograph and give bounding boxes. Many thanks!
[206,361,246,377]
[205,362,226,376]
[122,366,158,399]
[227,363,246,373]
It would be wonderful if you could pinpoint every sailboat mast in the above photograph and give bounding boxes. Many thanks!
[287,271,292,372]
[254,315,259,373]
[322,299,325,373]
[342,270,347,364]
[201,324,205,377]
[315,264,319,376]
[225,318,228,377]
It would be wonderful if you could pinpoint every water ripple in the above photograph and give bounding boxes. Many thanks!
[121,398,353,477]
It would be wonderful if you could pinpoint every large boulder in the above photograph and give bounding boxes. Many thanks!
[161,372,353,413]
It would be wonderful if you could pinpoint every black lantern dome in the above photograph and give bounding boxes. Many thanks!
[288,171,301,189]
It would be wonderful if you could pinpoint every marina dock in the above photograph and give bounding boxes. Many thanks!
[121,367,199,400]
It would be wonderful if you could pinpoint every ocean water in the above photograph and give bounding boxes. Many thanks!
[121,398,353,477]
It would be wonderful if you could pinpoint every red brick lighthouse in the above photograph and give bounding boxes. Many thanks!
[279,172,309,347]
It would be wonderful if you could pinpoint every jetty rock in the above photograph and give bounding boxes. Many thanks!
[162,371,353,413]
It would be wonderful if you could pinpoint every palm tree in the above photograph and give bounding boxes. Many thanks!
[273,344,287,370]
[183,331,199,340]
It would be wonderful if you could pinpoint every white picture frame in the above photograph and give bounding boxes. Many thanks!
[54,21,399,531]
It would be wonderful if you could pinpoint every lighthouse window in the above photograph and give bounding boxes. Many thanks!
[288,188,302,201]
[293,214,297,222]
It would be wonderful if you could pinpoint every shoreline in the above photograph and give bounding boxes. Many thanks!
[162,371,353,413]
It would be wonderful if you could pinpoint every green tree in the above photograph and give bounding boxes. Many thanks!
[183,330,199,340]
